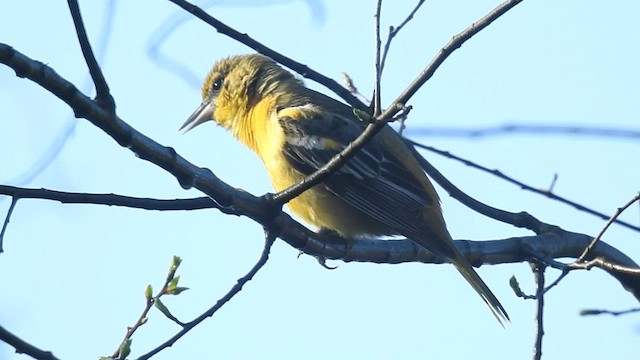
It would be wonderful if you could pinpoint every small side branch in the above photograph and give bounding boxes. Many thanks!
[578,193,640,261]
[380,0,524,120]
[0,197,18,253]
[581,307,640,317]
[66,0,115,112]
[380,0,426,73]
[135,231,276,360]
[372,0,383,116]
[532,262,545,360]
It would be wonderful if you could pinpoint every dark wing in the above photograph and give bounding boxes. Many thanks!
[280,110,450,256]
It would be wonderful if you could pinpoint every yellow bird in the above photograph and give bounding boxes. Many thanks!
[181,54,509,324]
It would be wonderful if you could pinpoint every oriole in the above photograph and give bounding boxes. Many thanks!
[181,54,509,324]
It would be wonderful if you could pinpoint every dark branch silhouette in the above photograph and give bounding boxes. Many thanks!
[405,123,640,140]
[408,141,640,233]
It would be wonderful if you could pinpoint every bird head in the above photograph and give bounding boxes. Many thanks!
[180,54,302,133]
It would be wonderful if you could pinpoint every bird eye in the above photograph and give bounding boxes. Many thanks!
[211,78,223,91]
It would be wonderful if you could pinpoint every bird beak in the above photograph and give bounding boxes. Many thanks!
[180,101,215,133]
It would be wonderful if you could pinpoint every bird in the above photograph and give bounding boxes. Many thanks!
[181,53,509,324]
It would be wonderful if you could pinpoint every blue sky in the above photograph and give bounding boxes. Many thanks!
[1,0,639,359]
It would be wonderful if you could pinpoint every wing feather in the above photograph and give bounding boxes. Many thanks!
[279,109,453,257]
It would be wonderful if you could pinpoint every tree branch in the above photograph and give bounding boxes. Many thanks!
[532,262,545,360]
[405,141,545,233]
[408,140,640,233]
[166,0,367,111]
[379,0,524,121]
[66,0,115,112]
[0,325,60,360]
[373,0,383,116]
[405,123,640,139]
[379,0,426,74]
[0,196,17,253]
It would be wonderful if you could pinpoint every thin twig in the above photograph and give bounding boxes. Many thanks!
[271,114,389,205]
[580,307,640,317]
[380,0,524,121]
[0,185,225,212]
[373,0,383,116]
[569,258,640,275]
[0,197,17,253]
[135,231,276,360]
[341,72,370,104]
[66,0,115,112]
[577,193,640,262]
[380,0,426,73]
[532,262,545,360]
[408,140,640,233]
[406,123,640,139]
[542,270,569,295]
[6,0,118,188]
[111,256,186,359]
[547,174,558,193]
[0,325,60,360]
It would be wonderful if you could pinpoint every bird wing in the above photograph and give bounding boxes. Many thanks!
[279,108,453,258]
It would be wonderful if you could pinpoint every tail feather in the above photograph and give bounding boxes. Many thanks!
[453,257,510,326]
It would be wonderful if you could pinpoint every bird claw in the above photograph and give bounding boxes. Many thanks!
[315,256,339,270]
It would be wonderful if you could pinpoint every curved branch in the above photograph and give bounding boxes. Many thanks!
[166,0,367,111]
[404,140,546,233]
[408,141,640,233]
[1,185,639,301]
[0,325,60,360]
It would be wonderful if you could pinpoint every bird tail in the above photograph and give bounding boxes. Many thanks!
[453,256,510,326]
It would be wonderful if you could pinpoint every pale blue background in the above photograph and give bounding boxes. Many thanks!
[1,1,639,359]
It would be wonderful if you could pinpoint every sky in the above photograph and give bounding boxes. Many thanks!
[1,0,639,359]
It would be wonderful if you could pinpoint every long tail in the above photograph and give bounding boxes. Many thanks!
[453,255,510,326]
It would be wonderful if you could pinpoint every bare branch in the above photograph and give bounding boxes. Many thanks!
[271,111,387,205]
[405,141,545,233]
[580,307,640,317]
[166,0,367,110]
[0,325,60,360]
[406,123,640,139]
[408,140,640,233]
[373,0,383,116]
[532,262,545,360]
[66,0,115,112]
[0,185,223,212]
[380,0,426,73]
[135,230,276,360]
[0,197,17,253]
[380,0,524,121]
[578,193,640,261]
[569,258,640,275]
[541,270,569,295]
